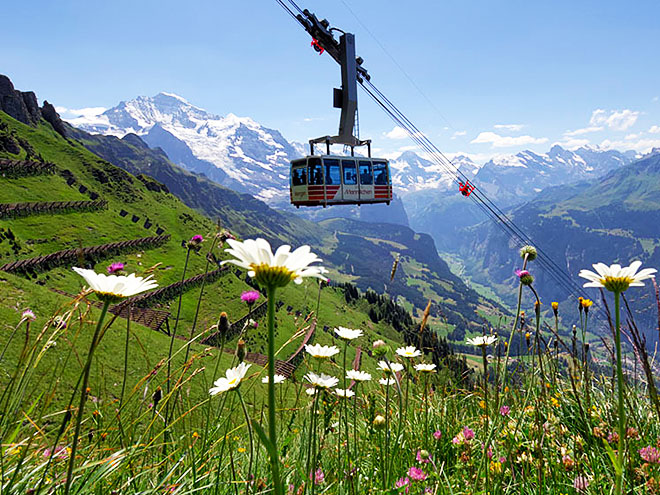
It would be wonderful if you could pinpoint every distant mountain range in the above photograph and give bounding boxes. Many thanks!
[68,92,643,215]
[71,93,297,204]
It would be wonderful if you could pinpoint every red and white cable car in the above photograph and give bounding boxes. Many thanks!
[290,155,392,207]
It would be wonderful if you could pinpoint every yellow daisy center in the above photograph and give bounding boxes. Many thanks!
[251,263,297,288]
[601,276,634,293]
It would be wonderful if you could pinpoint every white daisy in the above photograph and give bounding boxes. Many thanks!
[466,335,498,347]
[209,362,251,395]
[377,360,404,374]
[221,238,327,287]
[305,388,318,396]
[73,267,157,302]
[304,372,339,389]
[579,261,657,293]
[305,344,340,359]
[261,374,286,384]
[334,327,363,340]
[396,346,421,358]
[379,377,397,386]
[335,388,355,398]
[346,370,372,382]
[414,363,437,373]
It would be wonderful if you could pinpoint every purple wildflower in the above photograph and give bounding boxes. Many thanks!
[500,405,510,416]
[407,466,427,482]
[395,477,410,494]
[433,430,442,440]
[640,446,660,464]
[463,426,475,441]
[515,269,534,285]
[416,449,431,464]
[241,290,261,306]
[309,468,324,485]
[573,475,589,492]
[190,234,204,245]
[107,262,125,274]
[21,309,36,321]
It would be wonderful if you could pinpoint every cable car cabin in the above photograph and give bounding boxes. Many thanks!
[290,156,392,207]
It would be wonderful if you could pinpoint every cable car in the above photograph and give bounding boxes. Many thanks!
[288,13,393,208]
[290,155,392,207]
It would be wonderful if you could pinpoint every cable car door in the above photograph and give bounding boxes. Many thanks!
[358,160,374,202]
[323,158,342,204]
[372,160,391,202]
[290,159,308,204]
[341,159,358,202]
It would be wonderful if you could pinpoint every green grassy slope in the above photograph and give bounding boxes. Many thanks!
[0,109,470,411]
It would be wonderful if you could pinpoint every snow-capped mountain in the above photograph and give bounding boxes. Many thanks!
[389,151,481,194]
[69,93,299,203]
[474,145,637,206]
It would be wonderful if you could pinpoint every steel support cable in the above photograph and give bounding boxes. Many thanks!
[362,78,587,299]
[274,0,593,319]
[361,81,589,306]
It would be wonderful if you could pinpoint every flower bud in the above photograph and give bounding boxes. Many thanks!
[373,414,386,430]
[153,387,162,409]
[372,340,387,357]
[551,302,558,316]
[519,245,537,261]
[237,339,246,363]
[218,312,230,337]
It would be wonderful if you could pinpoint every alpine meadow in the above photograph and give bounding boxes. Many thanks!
[2,1,660,494]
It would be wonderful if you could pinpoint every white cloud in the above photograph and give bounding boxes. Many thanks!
[451,130,467,140]
[589,108,640,131]
[564,126,603,137]
[493,124,524,132]
[58,106,107,118]
[470,131,548,148]
[649,125,660,134]
[625,133,641,140]
[600,137,660,153]
[384,126,409,139]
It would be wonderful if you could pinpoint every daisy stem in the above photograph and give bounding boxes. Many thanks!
[614,290,625,495]
[343,340,350,472]
[266,285,283,495]
[236,388,254,495]
[64,299,110,495]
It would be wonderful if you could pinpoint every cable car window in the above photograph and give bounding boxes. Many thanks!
[324,159,341,185]
[308,158,324,185]
[373,161,389,185]
[342,160,357,185]
[359,161,373,185]
[292,166,307,186]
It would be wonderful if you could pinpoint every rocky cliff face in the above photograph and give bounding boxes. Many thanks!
[0,75,67,138]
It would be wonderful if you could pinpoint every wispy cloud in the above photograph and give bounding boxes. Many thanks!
[493,124,524,132]
[600,137,660,153]
[649,125,660,134]
[56,106,107,119]
[564,126,603,137]
[450,130,467,140]
[653,96,659,102]
[470,131,548,148]
[590,109,640,131]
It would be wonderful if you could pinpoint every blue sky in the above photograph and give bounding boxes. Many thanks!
[2,0,660,162]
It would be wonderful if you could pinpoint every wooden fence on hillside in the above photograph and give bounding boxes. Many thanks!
[0,159,56,178]
[0,200,108,219]
[124,266,229,308]
[0,234,171,275]
[50,288,171,332]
